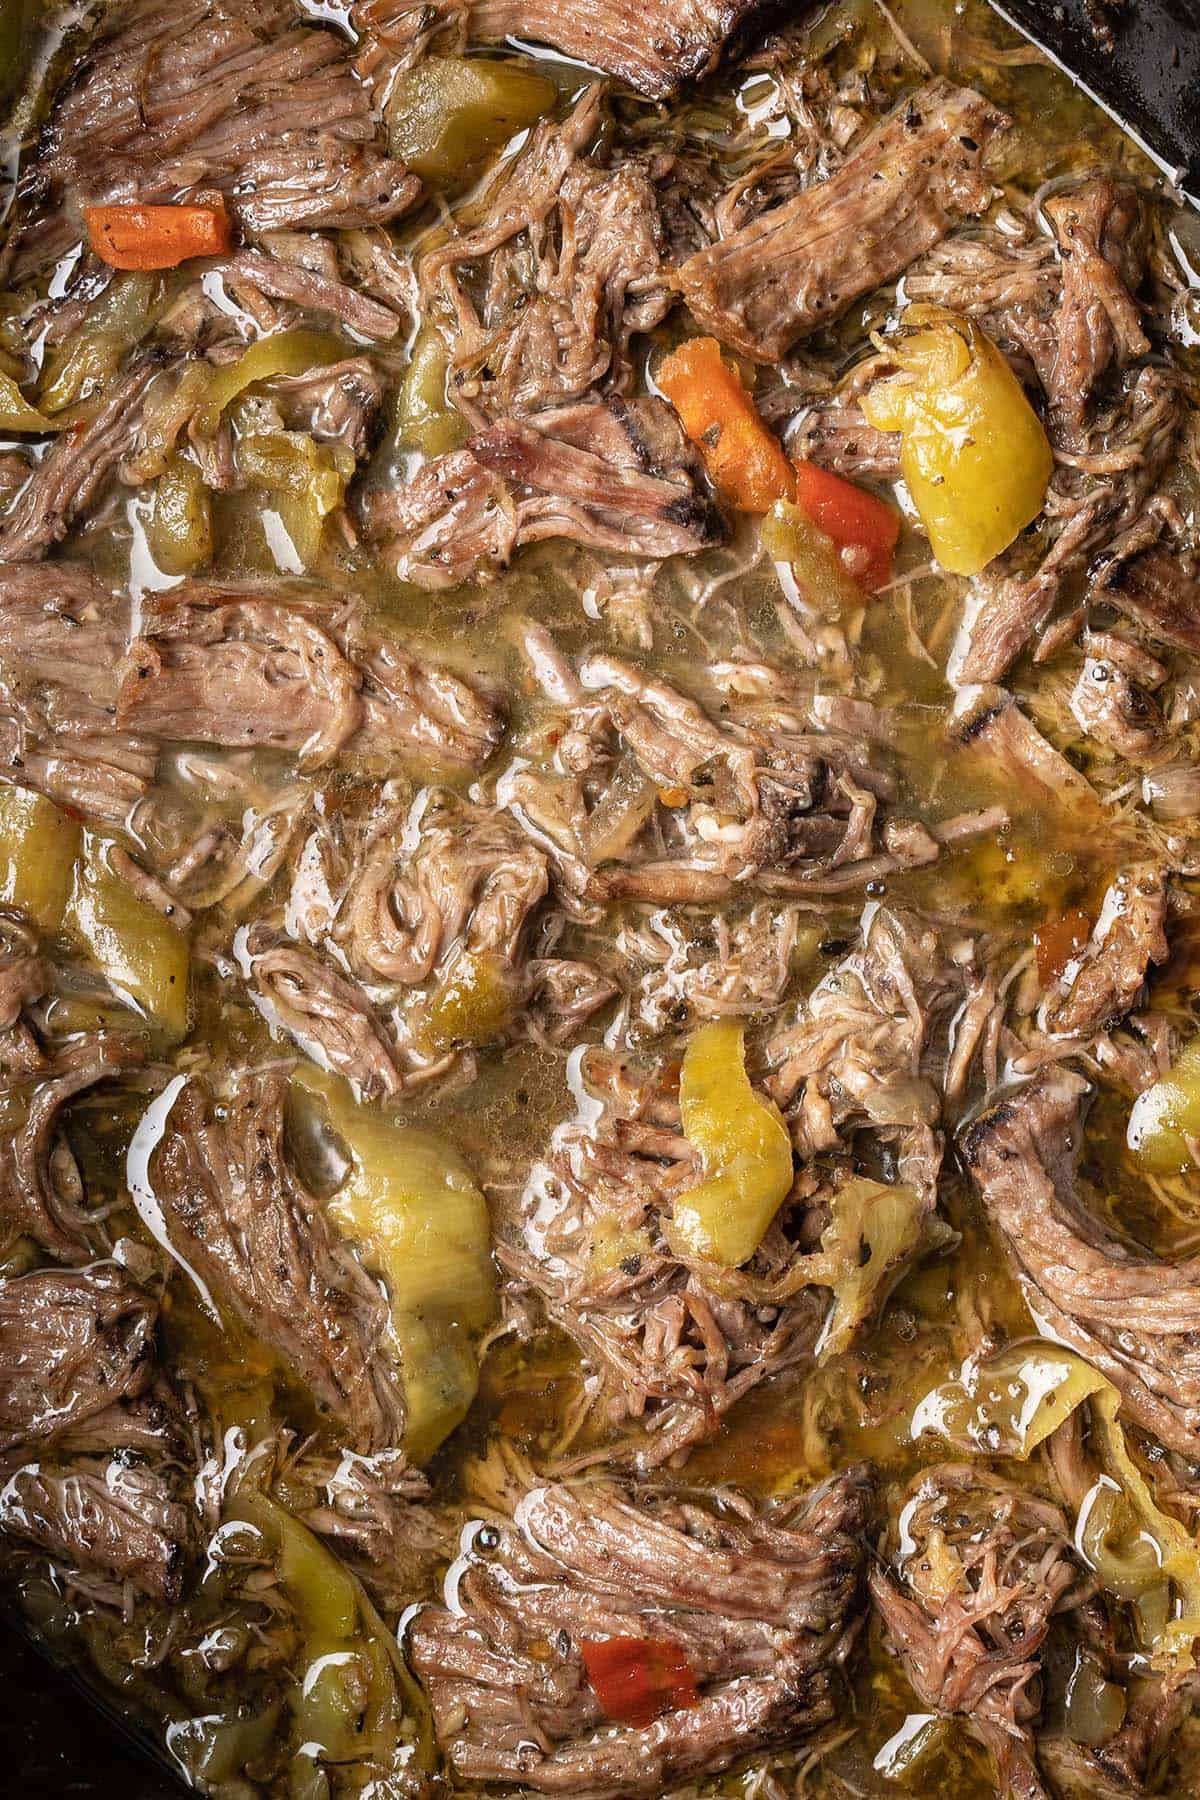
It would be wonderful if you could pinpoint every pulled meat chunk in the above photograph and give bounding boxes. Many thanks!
[962,1067,1200,1456]
[1043,179,1148,443]
[255,790,613,1089]
[1098,546,1200,659]
[118,580,503,771]
[677,81,1005,360]
[421,90,669,424]
[1,1036,145,1261]
[1043,864,1168,1038]
[0,361,162,563]
[120,589,365,767]
[144,1070,407,1451]
[871,1464,1085,1800]
[765,905,987,1200]
[0,1461,192,1605]
[0,1264,166,1456]
[1,0,420,285]
[0,1260,191,1604]
[410,1461,870,1794]
[362,398,724,587]
[0,564,159,830]
[954,366,1186,683]
[241,926,407,1101]
[470,0,770,99]
[510,632,1004,906]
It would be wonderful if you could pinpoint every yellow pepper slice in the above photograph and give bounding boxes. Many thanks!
[861,306,1052,577]
[387,57,556,183]
[148,454,212,576]
[423,948,513,1051]
[226,1493,404,1773]
[396,325,467,457]
[811,1178,928,1360]
[912,1341,1110,1459]
[1127,1034,1200,1173]
[62,834,190,1041]
[299,1071,497,1463]
[0,369,57,433]
[0,786,81,930]
[670,1021,794,1267]
[192,328,344,438]
[237,430,353,569]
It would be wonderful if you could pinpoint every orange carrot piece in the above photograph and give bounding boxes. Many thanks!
[657,336,795,513]
[84,203,233,271]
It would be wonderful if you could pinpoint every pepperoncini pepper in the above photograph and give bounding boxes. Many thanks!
[148,454,212,575]
[669,1020,794,1267]
[297,1070,498,1463]
[0,786,81,930]
[386,57,556,184]
[860,306,1052,577]
[1127,1033,1200,1173]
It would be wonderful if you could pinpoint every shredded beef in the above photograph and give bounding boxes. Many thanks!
[146,1070,407,1450]
[362,398,725,585]
[118,581,504,771]
[241,925,407,1101]
[0,1036,144,1261]
[1043,179,1149,443]
[961,1067,1200,1456]
[215,246,402,342]
[119,588,366,766]
[501,1046,831,1464]
[410,1460,870,1795]
[0,1263,181,1460]
[1043,864,1168,1038]
[0,1460,192,1604]
[954,366,1186,683]
[677,80,1005,360]
[871,1465,1086,1800]
[424,130,671,424]
[1,0,419,286]
[765,906,983,1200]
[470,0,770,98]
[510,633,1003,906]
[259,790,613,1086]
[0,360,162,563]
[1098,546,1200,658]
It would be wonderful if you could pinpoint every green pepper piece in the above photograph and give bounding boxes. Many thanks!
[387,57,557,183]
[670,1021,794,1267]
[148,455,212,575]
[0,786,81,931]
[396,326,466,457]
[62,834,190,1041]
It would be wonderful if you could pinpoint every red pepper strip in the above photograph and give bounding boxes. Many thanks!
[580,1636,699,1728]
[792,459,900,593]
[84,203,233,271]
[1035,906,1092,986]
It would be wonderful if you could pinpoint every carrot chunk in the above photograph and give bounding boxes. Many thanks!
[84,202,233,271]
[581,1636,699,1727]
[657,336,794,513]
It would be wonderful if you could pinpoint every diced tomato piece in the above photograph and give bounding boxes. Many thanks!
[580,1635,699,1727]
[792,459,900,592]
[84,203,233,271]
[1035,907,1093,986]
[657,337,795,514]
